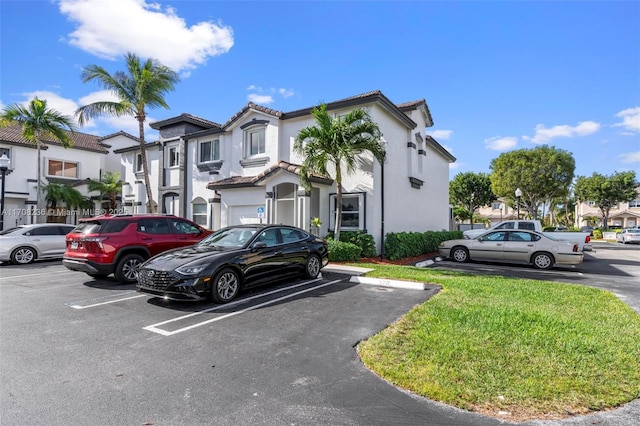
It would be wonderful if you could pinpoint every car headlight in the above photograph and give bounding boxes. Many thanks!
[176,264,207,276]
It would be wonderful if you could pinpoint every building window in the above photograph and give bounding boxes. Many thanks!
[135,153,144,173]
[243,127,265,158]
[192,200,208,227]
[47,159,78,178]
[629,199,640,208]
[492,203,502,210]
[199,140,220,163]
[329,193,364,230]
[0,147,11,160]
[167,146,179,168]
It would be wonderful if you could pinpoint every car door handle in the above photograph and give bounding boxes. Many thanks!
[141,237,152,241]
[274,251,282,255]
[527,244,534,247]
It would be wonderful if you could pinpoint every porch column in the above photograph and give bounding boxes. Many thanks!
[297,189,311,232]
[265,191,274,225]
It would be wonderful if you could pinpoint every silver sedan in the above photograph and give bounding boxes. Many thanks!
[438,229,584,270]
[616,228,640,244]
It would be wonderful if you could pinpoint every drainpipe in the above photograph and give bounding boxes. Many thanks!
[380,158,385,261]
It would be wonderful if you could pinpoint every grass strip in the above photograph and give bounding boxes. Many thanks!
[355,264,640,420]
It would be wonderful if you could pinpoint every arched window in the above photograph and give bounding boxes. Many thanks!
[192,197,207,227]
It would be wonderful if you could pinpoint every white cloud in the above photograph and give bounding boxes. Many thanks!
[278,88,295,98]
[429,130,453,140]
[247,94,274,104]
[523,121,601,143]
[613,107,640,132]
[58,0,234,71]
[619,151,640,163]
[246,86,295,104]
[17,91,80,119]
[484,136,517,151]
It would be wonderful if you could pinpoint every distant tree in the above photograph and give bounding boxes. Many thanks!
[490,145,575,220]
[449,172,496,224]
[87,172,123,211]
[76,52,180,213]
[574,171,638,229]
[294,104,385,241]
[0,97,76,222]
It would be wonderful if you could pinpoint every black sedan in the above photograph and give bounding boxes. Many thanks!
[136,224,329,303]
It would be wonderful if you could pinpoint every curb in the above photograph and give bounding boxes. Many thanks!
[348,276,428,290]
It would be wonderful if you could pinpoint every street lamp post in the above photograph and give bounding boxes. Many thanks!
[0,153,10,231]
[515,188,522,219]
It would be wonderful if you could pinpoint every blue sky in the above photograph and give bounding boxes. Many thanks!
[1,0,639,179]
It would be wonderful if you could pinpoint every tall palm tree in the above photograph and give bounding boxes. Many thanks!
[75,52,180,213]
[294,104,385,240]
[0,97,77,222]
[87,171,123,211]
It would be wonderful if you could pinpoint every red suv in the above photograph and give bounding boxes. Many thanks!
[63,214,211,283]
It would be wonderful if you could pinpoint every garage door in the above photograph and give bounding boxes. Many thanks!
[228,205,262,225]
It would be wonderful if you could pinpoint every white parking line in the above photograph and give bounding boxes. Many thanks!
[144,278,341,336]
[68,293,146,309]
[0,270,79,280]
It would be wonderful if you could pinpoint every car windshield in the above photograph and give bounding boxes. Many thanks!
[0,226,25,236]
[198,227,259,248]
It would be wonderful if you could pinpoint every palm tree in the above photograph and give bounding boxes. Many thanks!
[42,182,84,223]
[87,171,123,211]
[0,97,77,222]
[294,104,385,240]
[75,52,180,213]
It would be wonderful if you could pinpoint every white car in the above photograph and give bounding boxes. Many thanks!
[438,229,584,270]
[616,228,640,244]
[0,224,76,264]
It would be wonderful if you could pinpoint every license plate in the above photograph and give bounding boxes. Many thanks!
[71,241,78,249]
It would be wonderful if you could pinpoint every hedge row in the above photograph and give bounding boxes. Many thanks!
[383,230,463,261]
[326,230,463,262]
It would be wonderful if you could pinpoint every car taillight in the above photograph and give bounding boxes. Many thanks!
[585,235,591,243]
[82,236,107,250]
[573,244,579,252]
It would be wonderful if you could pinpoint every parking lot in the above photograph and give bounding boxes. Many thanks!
[1,242,639,426]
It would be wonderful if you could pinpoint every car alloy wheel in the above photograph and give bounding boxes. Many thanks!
[212,268,240,304]
[11,247,36,264]
[305,254,321,279]
[451,246,469,263]
[115,254,145,283]
[532,252,553,270]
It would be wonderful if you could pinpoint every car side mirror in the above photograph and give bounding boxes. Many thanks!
[252,241,267,251]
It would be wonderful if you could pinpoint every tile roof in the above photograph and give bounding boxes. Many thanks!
[149,113,222,130]
[207,160,333,190]
[98,130,139,142]
[0,124,109,153]
[221,102,283,130]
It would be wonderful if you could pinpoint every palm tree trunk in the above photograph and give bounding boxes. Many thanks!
[334,166,342,241]
[137,116,157,213]
[36,134,43,223]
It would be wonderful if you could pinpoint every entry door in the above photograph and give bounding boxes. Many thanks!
[274,183,296,226]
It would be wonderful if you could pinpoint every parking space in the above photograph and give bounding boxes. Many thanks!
[3,261,506,426]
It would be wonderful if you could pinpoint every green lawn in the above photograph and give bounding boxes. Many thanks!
[354,264,640,421]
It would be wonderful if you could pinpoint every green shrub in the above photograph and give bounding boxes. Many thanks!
[384,230,462,261]
[327,239,361,262]
[593,229,603,239]
[326,230,377,258]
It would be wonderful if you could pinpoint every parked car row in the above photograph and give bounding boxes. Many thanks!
[0,214,329,305]
[616,228,640,244]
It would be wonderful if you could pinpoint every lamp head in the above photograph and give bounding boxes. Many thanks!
[515,188,522,198]
[0,153,10,172]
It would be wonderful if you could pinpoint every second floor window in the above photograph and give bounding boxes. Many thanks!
[48,159,77,178]
[135,153,143,173]
[199,140,220,163]
[244,127,265,158]
[629,199,640,208]
[167,146,179,168]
